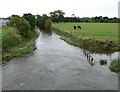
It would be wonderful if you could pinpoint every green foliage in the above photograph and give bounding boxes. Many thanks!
[37,14,48,30]
[50,10,65,23]
[37,14,52,32]
[2,39,37,62]
[44,19,52,32]
[109,59,120,73]
[2,26,38,62]
[2,27,21,49]
[36,14,42,27]
[23,13,36,30]
[49,10,118,23]
[8,16,31,37]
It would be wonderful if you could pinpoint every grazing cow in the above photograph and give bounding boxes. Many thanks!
[77,25,81,29]
[74,26,76,29]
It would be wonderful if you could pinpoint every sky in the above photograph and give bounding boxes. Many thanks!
[0,0,119,18]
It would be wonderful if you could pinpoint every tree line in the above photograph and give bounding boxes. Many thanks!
[3,9,119,36]
[3,10,119,24]
[49,10,119,23]
[6,13,52,37]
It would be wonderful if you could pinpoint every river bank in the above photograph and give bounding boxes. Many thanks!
[52,27,120,73]
[2,27,39,63]
[53,28,119,54]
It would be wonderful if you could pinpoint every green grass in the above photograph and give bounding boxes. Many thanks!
[53,23,118,43]
[109,59,120,73]
[53,23,119,53]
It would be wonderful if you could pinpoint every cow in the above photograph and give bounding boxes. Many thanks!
[77,25,82,29]
[74,26,76,29]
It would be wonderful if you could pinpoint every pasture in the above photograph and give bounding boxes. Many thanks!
[53,23,118,44]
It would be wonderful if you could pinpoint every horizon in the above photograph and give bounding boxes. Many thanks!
[0,14,118,19]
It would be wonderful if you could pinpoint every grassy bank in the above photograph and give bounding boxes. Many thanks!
[109,59,120,73]
[53,23,119,53]
[2,26,39,63]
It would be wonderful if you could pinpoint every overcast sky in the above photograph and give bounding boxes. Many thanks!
[0,0,119,18]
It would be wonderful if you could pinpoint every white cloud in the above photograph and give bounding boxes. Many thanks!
[0,0,119,18]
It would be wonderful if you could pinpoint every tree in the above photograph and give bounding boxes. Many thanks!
[50,10,65,23]
[36,14,41,27]
[23,13,36,30]
[36,14,52,32]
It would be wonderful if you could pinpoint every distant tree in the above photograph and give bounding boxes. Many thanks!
[50,10,65,23]
[103,16,108,20]
[102,16,108,23]
[23,13,36,30]
[109,17,118,23]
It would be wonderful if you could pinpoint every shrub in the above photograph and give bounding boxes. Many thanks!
[8,16,31,37]
[44,19,52,32]
[2,27,21,49]
[109,59,120,73]
[37,14,52,33]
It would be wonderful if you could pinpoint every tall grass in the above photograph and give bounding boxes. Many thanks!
[2,27,22,49]
[2,26,38,62]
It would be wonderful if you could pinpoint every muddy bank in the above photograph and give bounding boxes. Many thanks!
[53,28,120,54]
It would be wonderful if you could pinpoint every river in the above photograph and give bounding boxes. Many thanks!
[2,32,119,90]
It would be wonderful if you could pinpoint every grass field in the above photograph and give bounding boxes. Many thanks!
[53,23,118,43]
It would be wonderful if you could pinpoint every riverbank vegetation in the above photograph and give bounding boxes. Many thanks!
[2,13,52,62]
[2,15,39,63]
[53,23,119,53]
[36,14,52,33]
[109,59,120,73]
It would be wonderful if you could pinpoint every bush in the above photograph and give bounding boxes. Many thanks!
[37,14,52,33]
[109,59,120,73]
[2,27,21,49]
[23,13,36,30]
[8,16,31,37]
[44,19,52,32]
